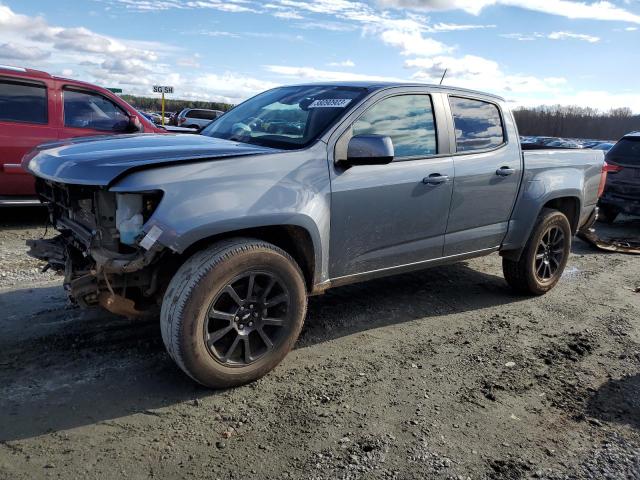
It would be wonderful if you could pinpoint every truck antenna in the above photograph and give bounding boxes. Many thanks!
[439,69,447,85]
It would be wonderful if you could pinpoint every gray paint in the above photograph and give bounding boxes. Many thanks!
[26,83,603,290]
[500,148,603,252]
[26,134,275,186]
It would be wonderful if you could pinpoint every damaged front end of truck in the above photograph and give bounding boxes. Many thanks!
[27,179,168,317]
[23,133,278,317]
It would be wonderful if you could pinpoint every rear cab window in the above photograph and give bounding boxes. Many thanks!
[449,96,505,153]
[63,88,129,132]
[352,94,437,159]
[0,79,48,124]
[607,137,640,166]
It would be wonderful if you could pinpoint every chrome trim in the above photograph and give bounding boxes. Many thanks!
[0,65,27,72]
[0,198,42,206]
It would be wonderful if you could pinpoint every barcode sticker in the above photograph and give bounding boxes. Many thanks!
[139,225,163,250]
[308,99,352,108]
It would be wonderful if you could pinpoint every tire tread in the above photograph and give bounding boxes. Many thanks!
[160,238,306,386]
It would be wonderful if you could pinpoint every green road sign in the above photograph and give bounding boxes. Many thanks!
[107,88,123,94]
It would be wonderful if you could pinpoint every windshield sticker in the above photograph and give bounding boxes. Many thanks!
[308,99,352,108]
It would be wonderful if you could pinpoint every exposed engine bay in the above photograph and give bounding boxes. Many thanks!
[27,179,168,317]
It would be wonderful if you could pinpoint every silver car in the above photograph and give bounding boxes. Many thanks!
[176,108,224,129]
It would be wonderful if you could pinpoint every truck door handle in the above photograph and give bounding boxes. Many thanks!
[496,166,515,176]
[422,173,449,185]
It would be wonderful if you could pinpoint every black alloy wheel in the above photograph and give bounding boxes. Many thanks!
[205,271,291,366]
[534,226,565,282]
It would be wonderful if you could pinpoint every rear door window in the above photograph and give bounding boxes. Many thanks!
[187,109,216,120]
[63,89,129,131]
[352,94,437,158]
[0,80,47,124]
[607,138,640,165]
[449,97,505,152]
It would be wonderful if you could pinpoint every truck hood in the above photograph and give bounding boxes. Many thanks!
[24,134,278,186]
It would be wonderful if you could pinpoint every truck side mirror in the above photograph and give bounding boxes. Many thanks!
[344,134,394,166]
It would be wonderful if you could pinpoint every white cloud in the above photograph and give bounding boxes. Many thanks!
[548,31,600,42]
[428,22,496,31]
[187,72,278,103]
[377,0,640,24]
[0,42,50,61]
[500,32,541,41]
[273,10,305,19]
[502,31,601,42]
[176,55,201,68]
[111,0,258,13]
[327,60,356,67]
[264,64,403,82]
[405,54,567,95]
[0,4,271,104]
[380,29,451,56]
[195,30,242,38]
[0,4,164,64]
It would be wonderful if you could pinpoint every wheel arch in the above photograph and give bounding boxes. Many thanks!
[501,192,581,261]
[175,223,319,292]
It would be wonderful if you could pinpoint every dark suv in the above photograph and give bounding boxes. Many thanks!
[599,132,640,222]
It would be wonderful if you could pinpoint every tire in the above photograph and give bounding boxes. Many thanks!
[598,205,619,224]
[160,238,307,388]
[502,208,572,295]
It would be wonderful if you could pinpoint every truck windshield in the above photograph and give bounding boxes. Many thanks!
[200,85,368,150]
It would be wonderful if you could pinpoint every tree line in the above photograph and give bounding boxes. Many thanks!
[121,95,233,114]
[513,105,640,140]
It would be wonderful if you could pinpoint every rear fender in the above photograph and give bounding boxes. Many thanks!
[500,167,584,259]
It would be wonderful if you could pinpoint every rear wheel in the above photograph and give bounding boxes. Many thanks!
[503,208,572,295]
[160,239,307,388]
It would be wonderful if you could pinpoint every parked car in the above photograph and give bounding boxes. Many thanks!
[176,108,224,129]
[582,140,604,149]
[546,139,583,149]
[598,132,640,222]
[591,142,615,152]
[25,82,605,388]
[0,65,164,206]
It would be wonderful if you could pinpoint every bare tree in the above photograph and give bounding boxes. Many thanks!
[513,105,640,140]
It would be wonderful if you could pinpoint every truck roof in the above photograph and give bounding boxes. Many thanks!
[285,81,506,102]
[0,64,106,89]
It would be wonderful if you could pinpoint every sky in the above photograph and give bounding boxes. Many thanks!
[1,0,640,111]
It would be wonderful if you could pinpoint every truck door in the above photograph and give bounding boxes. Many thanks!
[328,92,454,279]
[58,85,131,139]
[0,77,59,201]
[443,96,522,256]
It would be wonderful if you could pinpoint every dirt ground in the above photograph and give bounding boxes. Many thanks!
[0,208,639,480]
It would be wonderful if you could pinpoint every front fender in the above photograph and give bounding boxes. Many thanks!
[109,144,332,284]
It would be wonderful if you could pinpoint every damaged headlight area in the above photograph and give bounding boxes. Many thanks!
[27,179,168,317]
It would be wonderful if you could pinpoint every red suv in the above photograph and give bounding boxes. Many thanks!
[0,65,165,206]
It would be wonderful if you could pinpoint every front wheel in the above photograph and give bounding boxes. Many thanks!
[160,239,307,388]
[503,208,572,295]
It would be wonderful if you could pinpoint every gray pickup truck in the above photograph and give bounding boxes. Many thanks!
[25,82,605,388]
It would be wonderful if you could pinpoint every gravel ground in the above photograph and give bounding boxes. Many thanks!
[0,208,639,480]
